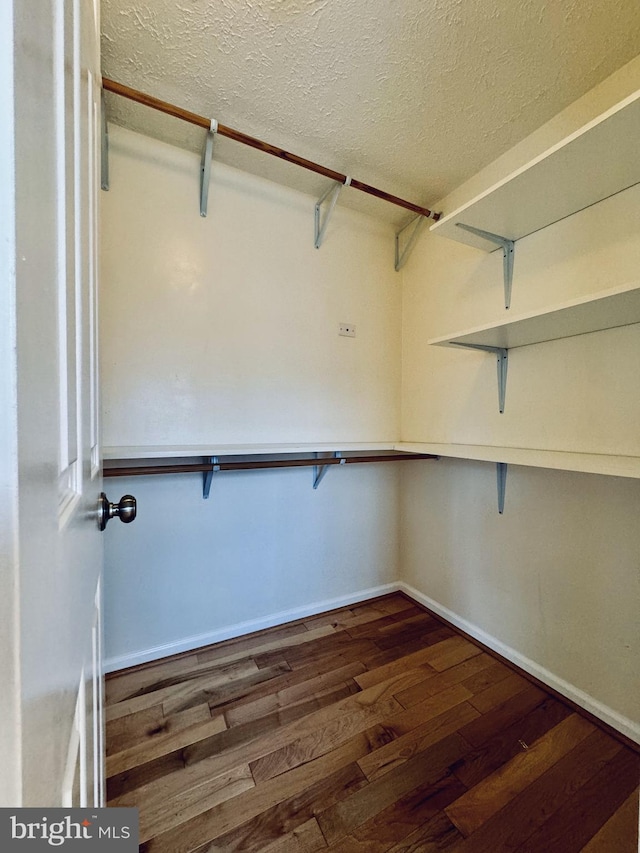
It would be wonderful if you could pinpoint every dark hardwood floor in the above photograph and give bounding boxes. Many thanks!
[105,593,640,852]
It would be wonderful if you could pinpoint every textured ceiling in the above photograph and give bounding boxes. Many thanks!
[101,0,640,224]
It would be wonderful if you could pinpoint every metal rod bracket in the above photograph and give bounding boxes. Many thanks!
[314,180,348,248]
[200,122,217,217]
[313,451,343,489]
[203,456,219,499]
[455,223,515,309]
[450,343,508,413]
[395,214,427,272]
[497,462,508,514]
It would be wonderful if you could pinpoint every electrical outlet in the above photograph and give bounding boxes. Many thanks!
[339,323,356,337]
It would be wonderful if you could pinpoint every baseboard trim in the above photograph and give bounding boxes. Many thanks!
[103,582,401,674]
[398,582,639,746]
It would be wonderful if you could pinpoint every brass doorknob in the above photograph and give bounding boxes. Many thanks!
[98,493,137,530]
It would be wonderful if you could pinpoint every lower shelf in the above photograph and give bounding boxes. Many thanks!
[103,447,438,499]
[102,442,397,460]
[395,442,640,479]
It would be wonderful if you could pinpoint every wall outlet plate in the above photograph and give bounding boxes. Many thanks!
[339,323,356,337]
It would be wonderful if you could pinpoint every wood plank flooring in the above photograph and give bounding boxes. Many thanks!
[105,593,640,852]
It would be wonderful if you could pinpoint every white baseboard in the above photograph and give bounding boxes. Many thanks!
[399,582,640,745]
[104,582,401,674]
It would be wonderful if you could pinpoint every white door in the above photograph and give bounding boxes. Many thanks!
[0,0,120,807]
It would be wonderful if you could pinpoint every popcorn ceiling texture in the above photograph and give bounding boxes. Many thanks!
[101,0,640,222]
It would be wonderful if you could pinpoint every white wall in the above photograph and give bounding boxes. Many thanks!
[100,127,402,669]
[400,461,640,738]
[105,464,400,670]
[400,57,640,739]
[101,126,400,447]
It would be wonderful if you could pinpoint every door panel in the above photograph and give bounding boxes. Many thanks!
[61,589,103,809]
[4,0,104,806]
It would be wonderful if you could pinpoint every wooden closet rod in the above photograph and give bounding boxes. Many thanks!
[104,453,437,478]
[102,77,440,221]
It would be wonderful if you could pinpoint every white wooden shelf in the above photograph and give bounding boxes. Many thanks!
[102,442,435,499]
[428,281,640,350]
[396,443,640,480]
[102,442,396,460]
[104,439,640,479]
[430,89,640,251]
[427,282,640,414]
[104,441,640,480]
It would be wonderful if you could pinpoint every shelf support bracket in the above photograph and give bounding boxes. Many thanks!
[200,120,218,217]
[456,223,515,310]
[101,89,109,191]
[496,462,507,514]
[203,456,220,499]
[313,451,345,489]
[395,214,428,272]
[315,177,350,248]
[450,343,508,413]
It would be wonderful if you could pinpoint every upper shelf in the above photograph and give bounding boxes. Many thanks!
[430,89,640,251]
[428,281,640,350]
